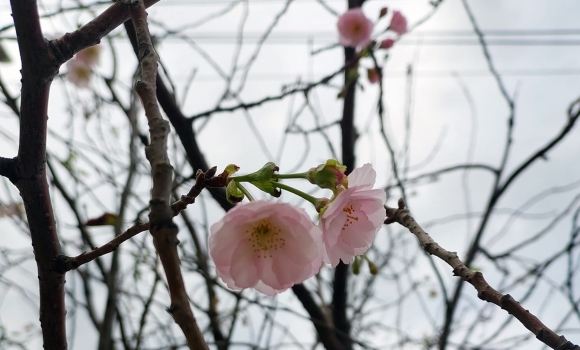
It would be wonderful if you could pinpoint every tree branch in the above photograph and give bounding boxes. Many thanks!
[128,2,207,348]
[123,19,234,212]
[0,156,17,184]
[10,1,67,348]
[385,198,580,350]
[56,167,222,273]
[292,284,344,350]
[331,0,363,347]
[49,0,160,65]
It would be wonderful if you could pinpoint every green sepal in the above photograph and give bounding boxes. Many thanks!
[246,162,282,198]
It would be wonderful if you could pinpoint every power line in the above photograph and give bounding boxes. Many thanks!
[157,29,580,39]
[185,69,580,81]
[147,29,580,45]
[155,36,580,46]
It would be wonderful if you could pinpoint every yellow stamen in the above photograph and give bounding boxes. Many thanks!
[246,219,286,258]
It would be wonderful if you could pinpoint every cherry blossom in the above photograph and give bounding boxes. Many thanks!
[209,201,323,296]
[66,59,92,88]
[337,8,374,48]
[76,45,101,66]
[319,164,386,267]
[389,10,407,36]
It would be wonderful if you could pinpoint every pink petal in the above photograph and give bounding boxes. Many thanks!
[254,281,279,296]
[347,163,376,189]
[229,243,260,289]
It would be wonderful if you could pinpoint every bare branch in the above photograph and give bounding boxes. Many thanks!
[129,1,208,348]
[11,1,67,348]
[292,284,343,350]
[58,167,225,273]
[124,20,234,212]
[385,199,580,350]
[49,0,160,65]
[188,70,342,121]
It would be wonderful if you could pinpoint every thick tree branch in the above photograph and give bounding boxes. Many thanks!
[385,198,580,350]
[128,2,208,348]
[10,1,67,349]
[331,1,364,347]
[0,157,17,184]
[49,0,160,65]
[292,284,344,350]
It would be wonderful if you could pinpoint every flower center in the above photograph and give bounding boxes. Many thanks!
[342,201,360,231]
[247,219,286,258]
[75,67,91,81]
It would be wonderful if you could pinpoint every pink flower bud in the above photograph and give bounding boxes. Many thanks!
[379,7,388,18]
[379,38,395,49]
[389,10,407,36]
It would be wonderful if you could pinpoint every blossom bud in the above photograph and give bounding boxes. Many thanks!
[307,159,347,190]
[224,164,240,177]
[379,38,395,49]
[389,10,407,36]
[379,7,388,19]
[368,260,379,275]
[352,257,361,275]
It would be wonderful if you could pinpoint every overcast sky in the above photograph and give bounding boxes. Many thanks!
[1,0,580,349]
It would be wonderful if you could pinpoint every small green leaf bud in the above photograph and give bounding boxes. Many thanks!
[368,260,379,275]
[352,257,361,275]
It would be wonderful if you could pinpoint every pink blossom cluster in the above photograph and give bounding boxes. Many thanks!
[209,164,386,296]
[66,45,101,88]
[336,7,407,85]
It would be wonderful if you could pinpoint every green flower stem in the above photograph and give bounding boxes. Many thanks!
[272,172,308,180]
[236,182,255,202]
[271,182,318,206]
[229,174,254,182]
